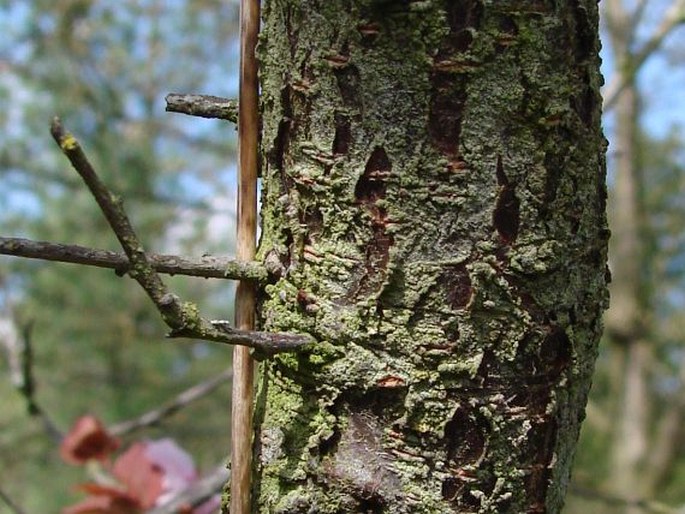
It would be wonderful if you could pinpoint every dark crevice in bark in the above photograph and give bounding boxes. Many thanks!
[334,63,361,108]
[428,71,468,170]
[443,407,487,466]
[543,146,564,205]
[355,147,390,203]
[271,85,293,190]
[539,326,572,377]
[493,155,521,244]
[332,112,352,156]
[442,0,484,52]
[353,147,394,298]
[302,207,323,246]
[569,0,594,63]
[440,264,473,310]
[571,80,598,128]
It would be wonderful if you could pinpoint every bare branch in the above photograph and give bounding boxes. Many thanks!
[165,93,238,122]
[602,0,630,44]
[109,370,232,436]
[0,236,268,282]
[49,118,312,355]
[147,465,229,514]
[14,321,63,443]
[629,0,650,40]
[604,0,685,111]
[0,487,27,514]
[168,318,311,355]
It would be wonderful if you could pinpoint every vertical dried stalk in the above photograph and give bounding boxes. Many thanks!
[231,0,260,513]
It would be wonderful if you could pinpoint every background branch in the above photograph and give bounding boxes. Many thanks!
[603,0,685,111]
[0,236,268,282]
[109,370,232,436]
[13,321,63,443]
[0,487,26,514]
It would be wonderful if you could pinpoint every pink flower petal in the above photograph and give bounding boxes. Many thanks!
[60,415,120,465]
[145,438,198,502]
[113,442,163,509]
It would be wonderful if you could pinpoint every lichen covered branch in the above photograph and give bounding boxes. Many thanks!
[48,118,311,355]
[0,237,268,282]
[165,93,238,122]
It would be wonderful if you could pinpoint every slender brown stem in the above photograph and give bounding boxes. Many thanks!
[231,0,260,512]
[0,236,267,282]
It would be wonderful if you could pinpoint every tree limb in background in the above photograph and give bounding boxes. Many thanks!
[0,237,268,282]
[0,487,27,514]
[165,94,238,122]
[14,321,63,443]
[643,360,685,492]
[603,0,685,111]
[146,465,229,514]
[109,369,232,436]
[48,118,312,355]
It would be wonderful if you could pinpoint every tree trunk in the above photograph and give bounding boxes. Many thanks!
[601,2,651,510]
[251,1,608,512]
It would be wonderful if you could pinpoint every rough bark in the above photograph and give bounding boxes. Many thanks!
[252,1,608,513]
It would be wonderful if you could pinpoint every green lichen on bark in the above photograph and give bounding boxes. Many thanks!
[252,1,608,512]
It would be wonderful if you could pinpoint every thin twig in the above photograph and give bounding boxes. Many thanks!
[165,93,238,122]
[146,465,229,514]
[0,236,268,282]
[110,370,232,436]
[15,321,63,443]
[231,0,260,512]
[0,487,26,514]
[49,118,311,355]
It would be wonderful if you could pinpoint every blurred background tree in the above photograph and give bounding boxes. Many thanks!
[0,1,240,511]
[2,0,685,512]
[568,0,685,513]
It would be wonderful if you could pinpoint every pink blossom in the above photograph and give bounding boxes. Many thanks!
[60,415,120,465]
